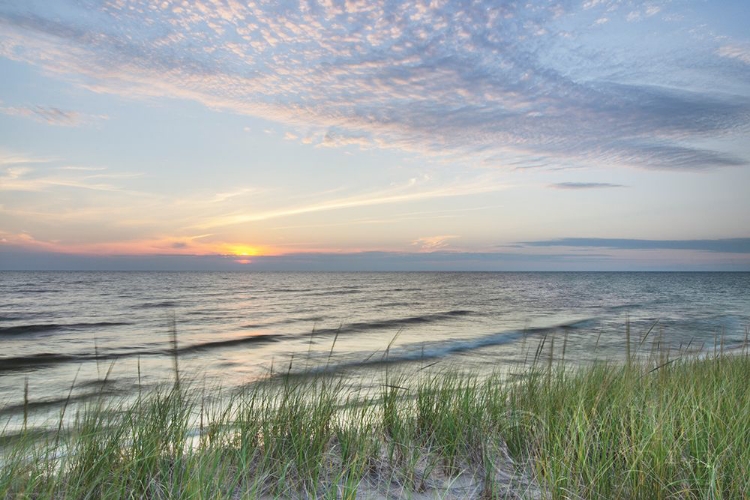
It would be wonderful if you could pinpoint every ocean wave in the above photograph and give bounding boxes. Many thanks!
[307,289,363,297]
[0,352,80,371]
[269,287,314,293]
[176,334,282,354]
[0,333,282,372]
[293,317,599,375]
[307,310,475,336]
[0,384,126,416]
[0,322,132,336]
[241,315,326,329]
[0,315,24,322]
[605,303,644,312]
[134,301,179,309]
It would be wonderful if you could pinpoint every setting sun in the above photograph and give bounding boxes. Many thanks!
[220,244,268,258]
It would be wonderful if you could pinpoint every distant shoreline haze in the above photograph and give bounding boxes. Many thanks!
[0,238,750,272]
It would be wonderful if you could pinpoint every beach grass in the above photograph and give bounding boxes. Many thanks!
[1,344,749,498]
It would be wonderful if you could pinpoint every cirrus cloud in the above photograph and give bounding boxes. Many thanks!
[0,0,748,172]
[521,238,750,254]
[0,104,107,127]
[549,182,625,190]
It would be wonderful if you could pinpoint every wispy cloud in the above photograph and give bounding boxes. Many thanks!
[210,188,256,203]
[0,104,107,127]
[0,230,223,256]
[549,182,626,190]
[717,44,750,65]
[522,238,750,254]
[0,164,140,193]
[0,149,54,166]
[0,0,747,171]
[193,176,508,229]
[412,235,459,251]
[0,146,504,256]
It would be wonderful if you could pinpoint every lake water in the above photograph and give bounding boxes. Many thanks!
[1,272,749,431]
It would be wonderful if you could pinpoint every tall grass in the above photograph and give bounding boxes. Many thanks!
[1,344,748,498]
[504,352,750,499]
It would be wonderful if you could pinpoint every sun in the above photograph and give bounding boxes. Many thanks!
[217,243,280,262]
[223,244,264,257]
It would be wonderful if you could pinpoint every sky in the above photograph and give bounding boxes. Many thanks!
[1,0,749,271]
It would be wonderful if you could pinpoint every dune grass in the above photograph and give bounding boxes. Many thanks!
[508,353,750,499]
[1,342,749,498]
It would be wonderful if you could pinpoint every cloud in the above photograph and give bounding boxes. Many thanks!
[0,149,54,166]
[717,44,750,65]
[610,143,746,171]
[58,166,107,171]
[521,238,750,254]
[210,188,255,203]
[319,130,372,149]
[626,11,642,22]
[193,176,508,229]
[0,1,748,171]
[0,229,245,257]
[549,182,625,190]
[411,235,459,251]
[0,104,106,126]
[0,163,140,193]
[0,146,507,255]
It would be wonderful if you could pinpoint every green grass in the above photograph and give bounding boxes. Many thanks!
[2,348,749,498]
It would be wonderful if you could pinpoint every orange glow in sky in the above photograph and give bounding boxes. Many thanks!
[219,244,274,257]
